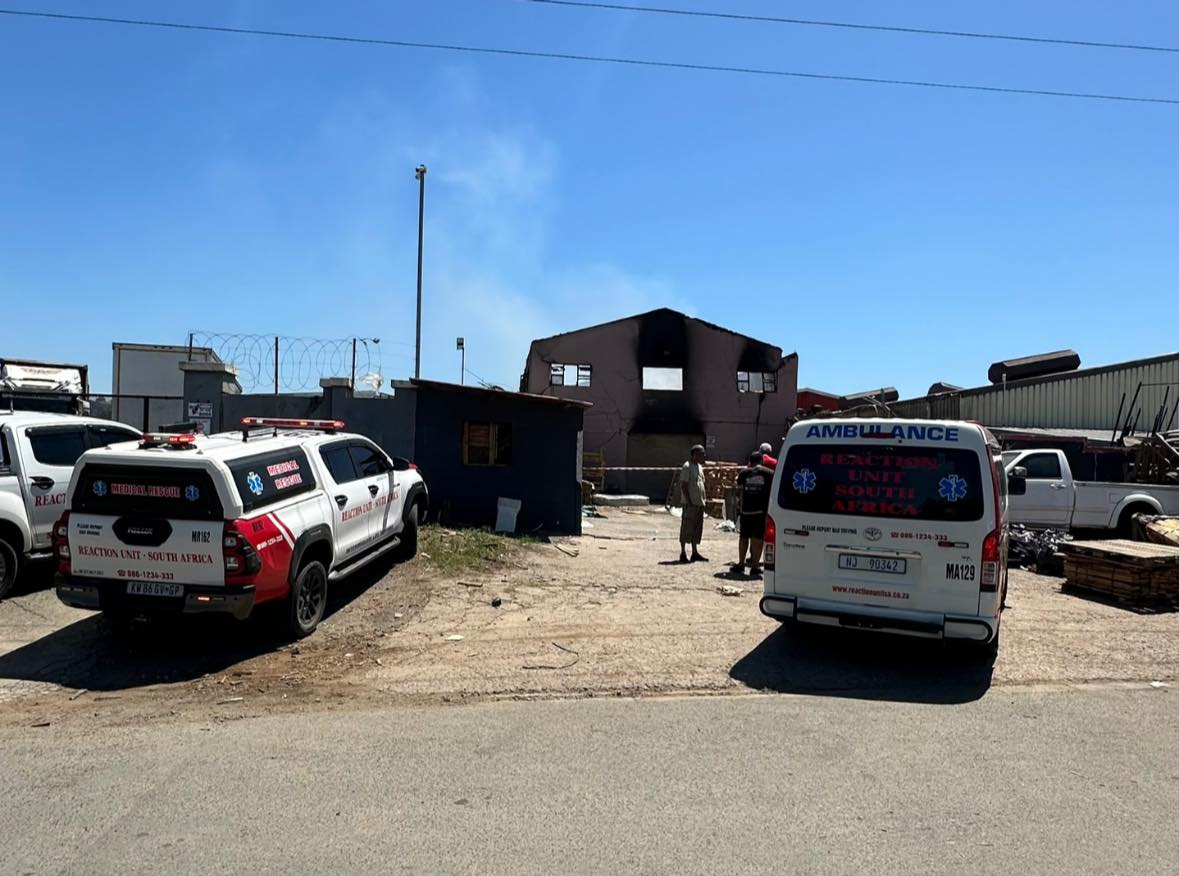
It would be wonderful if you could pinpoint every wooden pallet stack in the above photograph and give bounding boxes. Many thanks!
[1060,539,1179,604]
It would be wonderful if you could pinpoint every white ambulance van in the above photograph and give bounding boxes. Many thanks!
[760,419,1025,650]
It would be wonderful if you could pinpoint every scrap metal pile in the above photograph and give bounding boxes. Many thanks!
[1130,432,1179,485]
[1007,525,1071,575]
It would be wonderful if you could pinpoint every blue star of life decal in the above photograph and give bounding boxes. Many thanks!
[938,474,968,502]
[246,471,264,496]
[92,480,107,497]
[184,484,201,502]
[792,468,817,494]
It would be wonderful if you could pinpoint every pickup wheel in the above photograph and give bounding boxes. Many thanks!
[1116,503,1154,539]
[0,537,19,600]
[394,505,419,561]
[287,559,328,638]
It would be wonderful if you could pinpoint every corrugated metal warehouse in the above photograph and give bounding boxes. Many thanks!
[889,352,1179,432]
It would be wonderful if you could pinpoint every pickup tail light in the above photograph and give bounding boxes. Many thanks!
[223,521,261,580]
[763,515,776,570]
[52,512,71,575]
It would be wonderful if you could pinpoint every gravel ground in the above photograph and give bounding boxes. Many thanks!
[1,509,1177,729]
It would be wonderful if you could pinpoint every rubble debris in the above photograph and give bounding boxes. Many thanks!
[717,584,743,597]
[523,641,580,670]
[592,494,649,507]
[554,543,579,558]
[1134,515,1179,548]
[715,519,736,532]
[458,581,483,588]
[217,697,244,705]
[1008,525,1071,575]
[445,634,465,642]
[491,596,503,608]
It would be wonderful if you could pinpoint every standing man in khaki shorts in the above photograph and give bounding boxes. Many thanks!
[679,444,708,563]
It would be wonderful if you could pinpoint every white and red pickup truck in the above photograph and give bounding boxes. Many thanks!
[0,411,141,597]
[54,417,428,637]
[1003,448,1179,533]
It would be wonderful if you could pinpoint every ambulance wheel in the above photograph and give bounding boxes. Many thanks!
[0,537,18,600]
[288,560,328,638]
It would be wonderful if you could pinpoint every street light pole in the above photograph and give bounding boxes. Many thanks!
[414,164,427,380]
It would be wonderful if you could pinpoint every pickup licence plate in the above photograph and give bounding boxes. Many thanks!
[126,581,184,598]
[837,554,907,575]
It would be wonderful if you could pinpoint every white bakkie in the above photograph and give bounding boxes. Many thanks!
[0,410,141,598]
[760,418,1024,650]
[1002,447,1179,533]
[55,418,428,638]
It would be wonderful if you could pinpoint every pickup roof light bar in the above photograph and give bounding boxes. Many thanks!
[240,417,346,440]
[140,432,198,448]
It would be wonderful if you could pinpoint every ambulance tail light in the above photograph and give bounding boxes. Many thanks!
[223,521,261,579]
[980,531,1000,592]
[53,512,71,575]
[763,515,776,570]
[980,451,1004,593]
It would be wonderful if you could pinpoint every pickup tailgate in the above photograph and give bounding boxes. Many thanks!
[69,514,223,585]
[68,463,226,586]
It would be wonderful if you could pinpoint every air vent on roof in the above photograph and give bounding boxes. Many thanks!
[927,382,963,395]
[987,350,1080,385]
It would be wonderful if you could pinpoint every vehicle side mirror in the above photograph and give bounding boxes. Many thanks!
[1008,466,1027,496]
[391,456,412,472]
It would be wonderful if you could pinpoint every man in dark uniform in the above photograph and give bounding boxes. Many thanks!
[734,451,774,576]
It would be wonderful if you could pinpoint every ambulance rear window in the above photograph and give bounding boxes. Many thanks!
[73,464,224,520]
[779,444,986,522]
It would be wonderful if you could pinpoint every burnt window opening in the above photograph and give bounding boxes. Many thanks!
[463,422,513,467]
[549,363,592,388]
[642,367,683,392]
[737,371,778,394]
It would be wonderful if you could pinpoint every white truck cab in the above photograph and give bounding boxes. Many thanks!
[761,418,1023,650]
[1002,447,1179,533]
[0,410,141,597]
[54,417,428,637]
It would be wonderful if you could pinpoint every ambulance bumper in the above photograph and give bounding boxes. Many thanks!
[56,576,256,621]
[760,594,995,642]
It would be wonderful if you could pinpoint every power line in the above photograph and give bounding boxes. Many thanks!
[523,0,1179,55]
[0,8,1176,105]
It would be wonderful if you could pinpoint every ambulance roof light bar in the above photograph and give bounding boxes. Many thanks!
[240,416,346,441]
[140,432,198,449]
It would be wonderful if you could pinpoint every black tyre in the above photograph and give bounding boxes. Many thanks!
[288,560,328,638]
[394,505,419,561]
[1116,505,1152,539]
[0,538,18,600]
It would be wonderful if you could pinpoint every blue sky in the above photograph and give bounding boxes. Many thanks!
[1,0,1177,397]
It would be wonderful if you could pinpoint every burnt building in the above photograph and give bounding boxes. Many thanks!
[520,308,797,496]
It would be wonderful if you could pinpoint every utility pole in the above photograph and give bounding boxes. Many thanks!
[457,337,465,385]
[414,164,427,380]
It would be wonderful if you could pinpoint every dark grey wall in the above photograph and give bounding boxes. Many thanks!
[218,388,416,460]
